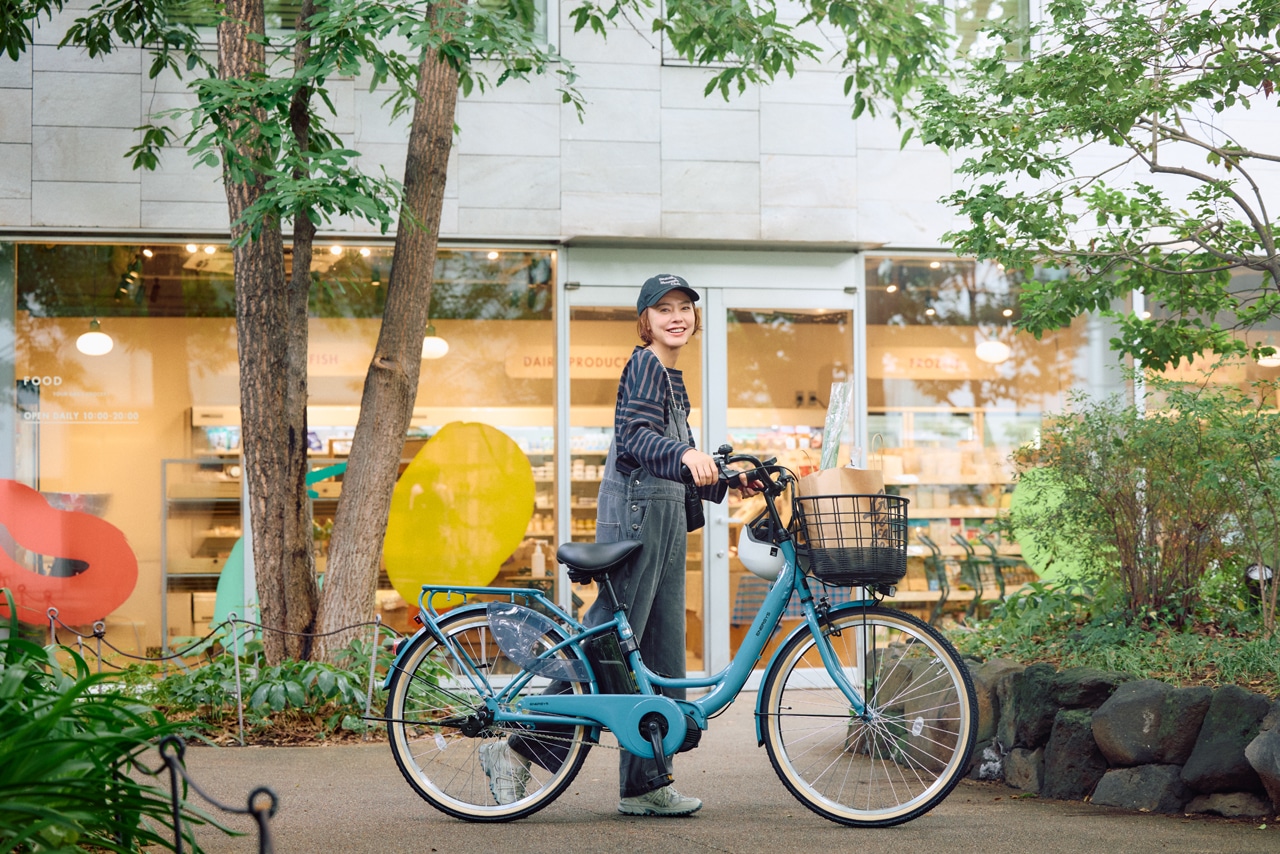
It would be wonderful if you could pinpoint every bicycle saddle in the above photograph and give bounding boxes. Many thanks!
[556,540,643,582]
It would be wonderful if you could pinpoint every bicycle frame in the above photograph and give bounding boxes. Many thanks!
[389,537,876,758]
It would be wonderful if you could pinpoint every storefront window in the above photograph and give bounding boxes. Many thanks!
[865,254,1102,601]
[955,0,1031,61]
[1147,267,1280,398]
[2,242,555,649]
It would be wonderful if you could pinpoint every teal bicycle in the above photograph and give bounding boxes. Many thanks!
[383,446,977,827]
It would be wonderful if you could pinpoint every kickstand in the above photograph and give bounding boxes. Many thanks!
[645,718,672,777]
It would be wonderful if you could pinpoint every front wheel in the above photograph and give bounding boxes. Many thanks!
[759,604,977,827]
[385,607,593,822]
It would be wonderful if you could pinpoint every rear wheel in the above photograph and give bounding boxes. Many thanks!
[385,608,593,821]
[759,604,976,827]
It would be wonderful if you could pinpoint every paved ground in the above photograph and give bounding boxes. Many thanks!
[176,694,1275,854]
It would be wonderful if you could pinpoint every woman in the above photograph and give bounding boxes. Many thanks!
[484,274,754,816]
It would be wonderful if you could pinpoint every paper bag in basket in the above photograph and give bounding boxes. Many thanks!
[795,465,885,499]
[795,466,887,556]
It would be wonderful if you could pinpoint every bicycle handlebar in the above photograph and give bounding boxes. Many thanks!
[680,444,794,499]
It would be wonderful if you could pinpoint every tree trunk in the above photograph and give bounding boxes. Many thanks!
[219,0,314,663]
[281,0,321,659]
[313,32,459,660]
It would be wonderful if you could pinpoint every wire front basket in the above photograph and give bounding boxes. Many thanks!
[791,493,909,587]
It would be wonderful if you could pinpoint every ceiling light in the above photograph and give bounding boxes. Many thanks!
[76,319,113,356]
[925,308,936,316]
[359,248,371,257]
[929,261,941,269]
[486,251,499,260]
[330,245,343,256]
[421,325,449,360]
[203,245,216,255]
[1002,308,1014,317]
[975,339,1012,364]
[186,244,198,254]
[141,248,154,258]
[885,284,898,294]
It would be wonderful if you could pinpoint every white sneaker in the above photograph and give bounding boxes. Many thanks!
[478,740,530,805]
[618,785,702,816]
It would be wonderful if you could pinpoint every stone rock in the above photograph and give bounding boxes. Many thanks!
[970,658,1024,744]
[1052,667,1132,709]
[1093,679,1171,767]
[1092,680,1212,768]
[1245,699,1280,812]
[1091,765,1190,814]
[1157,685,1213,765]
[995,668,1021,750]
[1184,791,1273,818]
[1010,663,1060,749]
[1005,746,1044,794]
[1042,708,1108,801]
[1182,685,1270,794]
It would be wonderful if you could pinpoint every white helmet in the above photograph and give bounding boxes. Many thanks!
[738,513,785,581]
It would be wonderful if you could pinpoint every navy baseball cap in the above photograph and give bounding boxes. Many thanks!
[637,274,698,315]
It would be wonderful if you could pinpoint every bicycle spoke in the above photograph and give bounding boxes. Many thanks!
[386,610,593,822]
[761,606,976,827]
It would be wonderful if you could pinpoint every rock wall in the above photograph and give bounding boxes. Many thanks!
[967,660,1280,818]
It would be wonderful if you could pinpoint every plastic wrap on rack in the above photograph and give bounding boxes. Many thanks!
[820,380,853,470]
[486,602,590,682]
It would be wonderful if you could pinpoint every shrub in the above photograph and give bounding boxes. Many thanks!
[0,590,213,853]
[1009,378,1280,630]
[141,631,397,739]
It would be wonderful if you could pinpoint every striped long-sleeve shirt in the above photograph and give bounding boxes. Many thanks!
[613,346,728,503]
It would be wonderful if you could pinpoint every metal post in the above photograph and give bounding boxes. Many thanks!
[93,620,104,673]
[47,607,57,646]
[230,613,245,747]
[363,615,381,741]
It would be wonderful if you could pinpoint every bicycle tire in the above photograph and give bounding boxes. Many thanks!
[385,607,593,822]
[759,604,977,827]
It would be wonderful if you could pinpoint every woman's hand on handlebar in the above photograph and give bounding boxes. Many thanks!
[680,448,720,487]
[731,473,765,497]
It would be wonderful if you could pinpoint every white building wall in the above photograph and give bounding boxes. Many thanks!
[0,5,972,249]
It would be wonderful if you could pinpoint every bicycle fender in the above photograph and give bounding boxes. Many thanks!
[752,601,874,745]
[382,626,428,690]
[380,603,489,689]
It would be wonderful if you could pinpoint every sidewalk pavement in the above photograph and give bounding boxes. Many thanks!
[179,693,1274,854]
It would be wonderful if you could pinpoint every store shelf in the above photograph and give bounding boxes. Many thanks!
[168,482,241,499]
[888,475,1013,486]
[908,507,1003,519]
[168,557,226,574]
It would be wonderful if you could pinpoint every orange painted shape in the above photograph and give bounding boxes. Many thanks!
[0,479,139,625]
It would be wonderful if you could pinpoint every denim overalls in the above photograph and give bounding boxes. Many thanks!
[510,359,694,797]
[588,375,690,797]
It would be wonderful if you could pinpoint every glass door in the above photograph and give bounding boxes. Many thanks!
[563,285,858,675]
[562,287,706,670]
[703,289,858,673]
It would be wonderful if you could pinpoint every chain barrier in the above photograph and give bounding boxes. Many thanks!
[38,603,402,746]
[147,735,278,854]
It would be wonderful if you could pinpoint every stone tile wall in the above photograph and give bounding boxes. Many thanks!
[0,6,964,247]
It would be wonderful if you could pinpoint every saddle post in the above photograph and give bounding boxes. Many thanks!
[595,572,626,617]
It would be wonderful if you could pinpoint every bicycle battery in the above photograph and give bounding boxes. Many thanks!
[582,633,639,694]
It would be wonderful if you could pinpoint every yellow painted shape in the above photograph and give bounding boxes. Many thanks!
[384,422,535,608]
